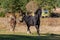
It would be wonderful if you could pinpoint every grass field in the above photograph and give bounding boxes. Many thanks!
[0,34,39,40]
[0,32,60,40]
[0,18,60,40]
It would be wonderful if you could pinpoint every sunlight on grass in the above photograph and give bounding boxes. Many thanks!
[0,32,40,40]
[0,31,38,36]
[0,31,60,40]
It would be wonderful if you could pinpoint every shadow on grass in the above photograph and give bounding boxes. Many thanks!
[40,33,60,40]
[0,34,40,40]
[0,34,60,40]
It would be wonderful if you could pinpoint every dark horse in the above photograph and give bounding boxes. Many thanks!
[22,8,42,35]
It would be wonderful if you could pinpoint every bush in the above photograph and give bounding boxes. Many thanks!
[0,12,5,17]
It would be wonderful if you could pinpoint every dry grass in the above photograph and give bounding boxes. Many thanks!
[0,18,60,34]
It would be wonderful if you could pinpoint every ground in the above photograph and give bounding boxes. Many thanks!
[0,33,60,40]
[0,18,60,40]
[0,23,60,40]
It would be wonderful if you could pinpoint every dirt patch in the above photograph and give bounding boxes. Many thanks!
[0,18,60,34]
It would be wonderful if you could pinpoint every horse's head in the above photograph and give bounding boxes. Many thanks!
[21,11,32,22]
[35,7,42,17]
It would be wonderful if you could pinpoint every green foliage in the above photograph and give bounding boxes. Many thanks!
[0,0,60,14]
[0,0,29,12]
[56,0,60,7]
[0,0,59,11]
[35,0,57,9]
[0,12,5,17]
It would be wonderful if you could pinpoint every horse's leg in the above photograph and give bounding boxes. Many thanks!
[35,25,40,35]
[34,17,40,35]
[27,25,31,34]
[10,24,13,31]
[12,22,16,31]
[12,24,16,31]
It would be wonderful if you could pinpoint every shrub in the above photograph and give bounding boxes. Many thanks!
[0,12,5,17]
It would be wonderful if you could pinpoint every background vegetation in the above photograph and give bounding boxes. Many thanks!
[0,0,59,17]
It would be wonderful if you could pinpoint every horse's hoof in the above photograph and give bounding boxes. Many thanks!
[27,31,31,34]
[37,33,40,36]
[10,29,13,31]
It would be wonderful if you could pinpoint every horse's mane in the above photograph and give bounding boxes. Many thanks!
[35,8,42,15]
